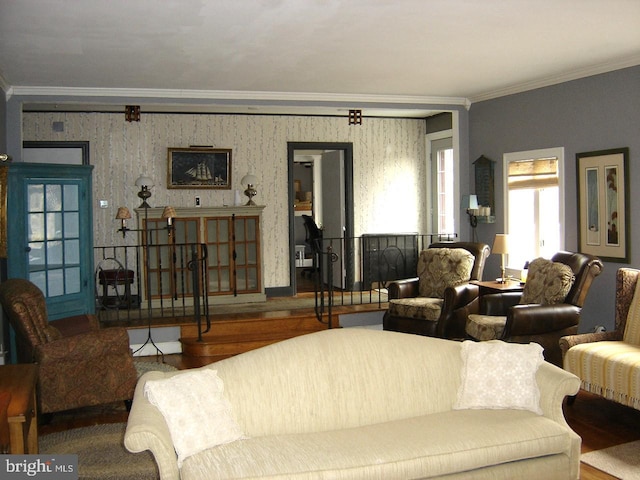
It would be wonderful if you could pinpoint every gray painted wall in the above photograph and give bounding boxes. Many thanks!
[468,65,640,332]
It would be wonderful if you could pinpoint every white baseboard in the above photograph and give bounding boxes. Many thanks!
[131,341,182,357]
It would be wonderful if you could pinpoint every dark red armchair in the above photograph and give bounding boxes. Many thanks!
[0,278,138,414]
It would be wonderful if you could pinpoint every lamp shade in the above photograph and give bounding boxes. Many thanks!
[115,206,132,220]
[161,206,176,219]
[135,175,154,188]
[241,173,258,186]
[467,194,479,210]
[492,234,509,255]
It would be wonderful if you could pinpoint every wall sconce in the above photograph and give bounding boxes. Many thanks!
[492,233,510,284]
[464,194,479,242]
[125,105,141,122]
[466,194,479,227]
[135,175,154,208]
[241,173,258,206]
[115,207,132,237]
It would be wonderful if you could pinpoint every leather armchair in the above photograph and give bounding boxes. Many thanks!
[467,251,603,366]
[383,242,491,339]
[0,278,138,414]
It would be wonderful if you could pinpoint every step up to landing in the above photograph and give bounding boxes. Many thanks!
[179,310,331,359]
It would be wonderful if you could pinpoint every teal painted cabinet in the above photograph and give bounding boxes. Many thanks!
[7,163,95,320]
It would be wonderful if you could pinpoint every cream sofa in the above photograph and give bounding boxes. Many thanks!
[125,329,581,480]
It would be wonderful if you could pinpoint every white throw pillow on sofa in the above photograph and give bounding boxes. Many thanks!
[454,340,544,415]
[144,368,244,466]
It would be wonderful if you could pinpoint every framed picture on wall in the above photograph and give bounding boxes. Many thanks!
[168,147,232,189]
[576,147,629,263]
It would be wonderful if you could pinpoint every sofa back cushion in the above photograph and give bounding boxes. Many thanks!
[624,276,640,345]
[418,248,475,298]
[212,329,463,437]
[520,257,575,305]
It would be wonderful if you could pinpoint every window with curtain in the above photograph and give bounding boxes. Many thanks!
[504,148,565,270]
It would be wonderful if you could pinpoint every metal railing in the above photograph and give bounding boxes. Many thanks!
[93,232,457,328]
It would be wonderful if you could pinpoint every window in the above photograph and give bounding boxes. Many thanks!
[430,136,454,234]
[503,148,565,270]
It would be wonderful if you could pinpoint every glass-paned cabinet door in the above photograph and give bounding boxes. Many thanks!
[205,217,231,294]
[145,217,199,299]
[233,216,261,293]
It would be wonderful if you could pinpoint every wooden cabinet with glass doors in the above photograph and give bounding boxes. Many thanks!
[137,206,265,305]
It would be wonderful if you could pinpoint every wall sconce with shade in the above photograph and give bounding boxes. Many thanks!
[492,233,510,284]
[241,173,258,206]
[465,194,479,241]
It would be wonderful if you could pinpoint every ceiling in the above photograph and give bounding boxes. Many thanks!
[1,0,639,118]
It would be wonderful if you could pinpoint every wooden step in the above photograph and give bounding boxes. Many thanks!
[180,309,332,359]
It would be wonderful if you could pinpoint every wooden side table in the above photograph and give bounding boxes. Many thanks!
[471,279,524,296]
[0,364,38,454]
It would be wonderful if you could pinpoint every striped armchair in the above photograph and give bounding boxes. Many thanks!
[560,268,640,410]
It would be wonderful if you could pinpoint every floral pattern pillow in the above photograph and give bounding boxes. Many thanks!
[418,248,475,298]
[520,257,575,305]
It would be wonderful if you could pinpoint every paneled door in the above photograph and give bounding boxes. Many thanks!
[7,163,95,320]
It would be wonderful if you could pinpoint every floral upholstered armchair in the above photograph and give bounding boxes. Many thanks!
[560,267,640,410]
[465,251,603,366]
[383,242,490,339]
[0,278,138,414]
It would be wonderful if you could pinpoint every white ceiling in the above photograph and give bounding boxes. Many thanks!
[1,0,639,118]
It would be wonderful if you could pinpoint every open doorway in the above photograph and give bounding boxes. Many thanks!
[287,142,354,295]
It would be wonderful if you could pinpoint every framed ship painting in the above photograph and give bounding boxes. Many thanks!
[168,147,232,189]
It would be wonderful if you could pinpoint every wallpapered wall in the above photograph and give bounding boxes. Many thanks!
[23,113,427,289]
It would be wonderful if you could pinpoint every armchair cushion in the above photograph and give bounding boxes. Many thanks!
[418,248,475,298]
[520,258,575,305]
[387,297,443,322]
[466,314,507,341]
[564,341,640,410]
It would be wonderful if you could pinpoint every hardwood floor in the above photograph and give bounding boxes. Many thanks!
[39,351,640,479]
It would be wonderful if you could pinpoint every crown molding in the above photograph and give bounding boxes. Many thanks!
[469,54,640,104]
[9,86,469,109]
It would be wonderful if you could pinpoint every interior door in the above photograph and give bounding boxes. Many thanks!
[319,150,346,289]
[7,163,95,320]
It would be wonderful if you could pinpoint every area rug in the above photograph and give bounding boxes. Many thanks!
[134,359,178,377]
[581,440,640,479]
[38,361,176,479]
[40,422,158,480]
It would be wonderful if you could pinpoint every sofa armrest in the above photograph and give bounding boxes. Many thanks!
[125,371,181,480]
[387,277,420,300]
[558,330,623,356]
[35,327,132,363]
[505,304,580,337]
[535,361,582,479]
